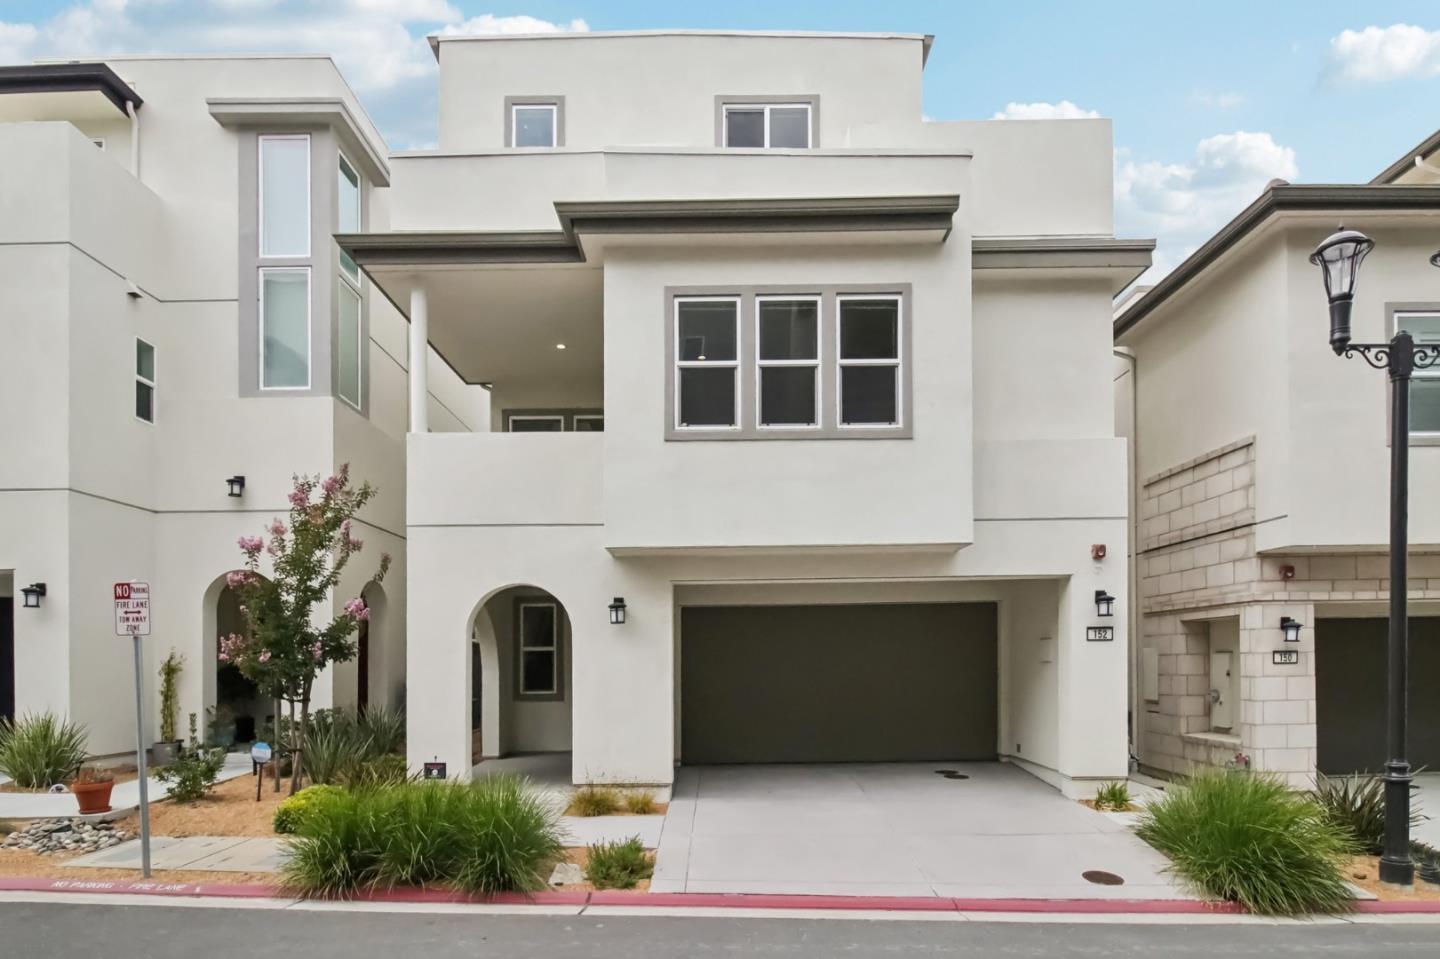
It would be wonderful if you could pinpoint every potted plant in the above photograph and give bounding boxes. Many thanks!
[151,650,184,766]
[70,765,115,815]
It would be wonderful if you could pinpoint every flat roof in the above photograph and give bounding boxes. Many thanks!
[428,29,934,64]
[0,62,142,113]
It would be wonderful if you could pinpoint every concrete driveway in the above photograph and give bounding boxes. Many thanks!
[651,762,1187,899]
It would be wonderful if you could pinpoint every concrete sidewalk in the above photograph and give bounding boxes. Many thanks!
[0,755,253,821]
[65,835,289,873]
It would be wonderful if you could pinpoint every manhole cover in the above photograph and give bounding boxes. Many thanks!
[942,772,970,780]
[933,769,958,776]
[1082,870,1125,886]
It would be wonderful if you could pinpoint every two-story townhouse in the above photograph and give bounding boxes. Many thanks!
[1115,132,1440,786]
[339,30,1152,796]
[0,58,486,755]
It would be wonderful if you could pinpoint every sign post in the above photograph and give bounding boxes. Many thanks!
[250,742,272,801]
[114,581,152,879]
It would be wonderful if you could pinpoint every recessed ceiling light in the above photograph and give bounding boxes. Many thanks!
[555,343,567,350]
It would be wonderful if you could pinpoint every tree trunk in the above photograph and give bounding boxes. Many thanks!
[290,677,313,795]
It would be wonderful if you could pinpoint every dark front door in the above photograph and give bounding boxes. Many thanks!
[0,598,12,721]
[356,618,370,711]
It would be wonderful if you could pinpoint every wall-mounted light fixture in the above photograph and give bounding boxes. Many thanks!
[1280,616,1303,643]
[1094,590,1116,617]
[608,597,627,625]
[226,475,246,498]
[21,583,47,608]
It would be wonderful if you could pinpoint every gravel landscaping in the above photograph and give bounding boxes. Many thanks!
[0,819,131,855]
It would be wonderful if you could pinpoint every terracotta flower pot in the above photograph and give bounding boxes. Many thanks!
[71,779,114,815]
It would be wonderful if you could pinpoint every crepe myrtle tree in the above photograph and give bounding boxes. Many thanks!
[220,464,389,793]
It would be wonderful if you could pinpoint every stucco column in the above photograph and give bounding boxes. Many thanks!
[408,281,429,434]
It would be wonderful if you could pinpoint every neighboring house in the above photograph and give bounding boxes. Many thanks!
[1114,133,1440,786]
[0,58,486,754]
[338,30,1151,794]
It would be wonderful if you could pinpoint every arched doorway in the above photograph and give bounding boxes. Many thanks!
[201,571,275,750]
[357,580,387,711]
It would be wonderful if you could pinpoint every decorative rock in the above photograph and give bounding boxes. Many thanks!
[549,862,585,886]
[0,818,134,856]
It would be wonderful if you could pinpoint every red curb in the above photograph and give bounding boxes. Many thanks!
[950,897,1245,914]
[589,891,957,911]
[1351,900,1440,914]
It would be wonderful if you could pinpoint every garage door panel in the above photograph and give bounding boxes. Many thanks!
[681,602,998,764]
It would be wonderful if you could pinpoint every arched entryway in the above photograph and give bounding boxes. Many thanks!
[201,571,273,749]
[467,584,573,770]
[357,580,388,711]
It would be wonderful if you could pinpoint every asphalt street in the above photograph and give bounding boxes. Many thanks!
[3,900,1440,957]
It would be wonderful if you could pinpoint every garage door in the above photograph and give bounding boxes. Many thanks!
[680,602,998,764]
[1316,617,1440,774]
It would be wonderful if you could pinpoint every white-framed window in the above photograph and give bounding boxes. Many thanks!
[337,152,361,282]
[675,297,740,429]
[511,102,558,148]
[134,338,155,423]
[723,103,812,148]
[573,414,605,432]
[837,295,902,428]
[508,415,565,432]
[517,601,559,696]
[259,267,311,390]
[756,296,820,428]
[1397,311,1440,437]
[336,151,363,409]
[258,134,310,258]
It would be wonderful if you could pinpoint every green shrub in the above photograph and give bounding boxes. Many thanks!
[0,712,90,789]
[570,785,622,817]
[342,754,414,789]
[273,784,345,835]
[1137,770,1356,914]
[1093,780,1132,811]
[622,790,658,815]
[281,774,564,898]
[302,722,372,786]
[157,743,226,802]
[585,837,652,890]
[1311,773,1427,857]
[356,706,405,757]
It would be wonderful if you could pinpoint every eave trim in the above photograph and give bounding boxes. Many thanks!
[207,97,390,186]
[0,63,142,114]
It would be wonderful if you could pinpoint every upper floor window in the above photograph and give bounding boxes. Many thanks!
[336,152,363,410]
[506,97,562,148]
[838,296,902,428]
[260,267,310,389]
[721,100,813,149]
[675,298,740,429]
[1397,311,1440,437]
[504,410,603,432]
[259,135,310,257]
[134,338,155,423]
[337,153,361,281]
[757,297,820,428]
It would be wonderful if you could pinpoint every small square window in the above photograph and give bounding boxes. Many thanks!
[840,366,898,425]
[680,367,737,427]
[724,108,765,147]
[508,415,564,432]
[512,104,557,148]
[723,102,812,148]
[573,415,605,432]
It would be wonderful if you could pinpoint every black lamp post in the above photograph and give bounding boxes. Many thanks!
[1311,226,1440,886]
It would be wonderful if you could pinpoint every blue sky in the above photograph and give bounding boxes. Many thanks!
[3,1,1440,281]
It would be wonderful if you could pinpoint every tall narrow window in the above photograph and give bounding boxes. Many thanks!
[337,282,361,408]
[135,338,155,423]
[675,298,739,429]
[1398,311,1440,436]
[259,135,310,257]
[837,296,902,427]
[723,103,812,148]
[511,103,557,148]
[518,602,559,696]
[757,297,820,427]
[260,268,311,389]
[337,153,361,281]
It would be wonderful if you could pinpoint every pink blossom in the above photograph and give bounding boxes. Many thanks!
[237,536,264,556]
[226,570,251,588]
[311,640,324,662]
[268,519,286,537]
[344,597,370,622]
[322,473,343,496]
[257,650,271,664]
[288,487,309,509]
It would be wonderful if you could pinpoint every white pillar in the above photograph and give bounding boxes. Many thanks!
[409,282,429,433]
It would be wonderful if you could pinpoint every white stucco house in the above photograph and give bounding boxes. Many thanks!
[0,57,486,755]
[1114,130,1440,786]
[324,29,1152,797]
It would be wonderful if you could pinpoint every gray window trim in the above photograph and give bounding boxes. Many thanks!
[334,147,367,414]
[504,96,565,148]
[1388,302,1440,447]
[714,95,820,148]
[514,597,565,701]
[135,337,155,425]
[503,408,604,432]
[664,284,913,441]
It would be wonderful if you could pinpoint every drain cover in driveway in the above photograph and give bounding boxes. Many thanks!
[1082,870,1125,885]
[933,769,958,775]
[942,772,970,780]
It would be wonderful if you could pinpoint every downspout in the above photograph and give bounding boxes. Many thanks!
[126,99,140,181]
[1114,345,1140,771]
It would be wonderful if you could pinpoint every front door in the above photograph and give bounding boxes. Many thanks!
[356,618,370,711]
[0,598,13,721]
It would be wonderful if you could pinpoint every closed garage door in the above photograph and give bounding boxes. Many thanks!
[680,602,998,764]
[1316,617,1440,774]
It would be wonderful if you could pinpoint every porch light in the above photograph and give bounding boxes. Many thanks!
[21,583,46,608]
[555,343,567,350]
[1308,227,1374,354]
[1093,590,1116,617]
[226,475,246,498]
[609,597,627,625]
[1280,616,1303,643]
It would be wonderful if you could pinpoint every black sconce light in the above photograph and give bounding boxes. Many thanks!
[1094,590,1116,617]
[608,597,627,625]
[1280,616,1303,643]
[226,475,246,498]
[21,583,47,608]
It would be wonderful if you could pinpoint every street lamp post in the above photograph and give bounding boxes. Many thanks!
[1310,227,1440,886]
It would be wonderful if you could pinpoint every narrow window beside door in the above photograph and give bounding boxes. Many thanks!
[135,338,155,423]
[517,602,560,696]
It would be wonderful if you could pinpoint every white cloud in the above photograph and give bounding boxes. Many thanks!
[439,14,589,37]
[992,99,1100,120]
[1116,131,1298,284]
[1327,23,1440,83]
[1193,90,1244,109]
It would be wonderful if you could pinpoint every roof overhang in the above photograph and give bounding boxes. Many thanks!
[207,97,389,186]
[1372,129,1440,184]
[0,63,142,121]
[973,237,1154,294]
[1114,184,1440,338]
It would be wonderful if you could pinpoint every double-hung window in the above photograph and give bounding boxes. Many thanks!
[757,297,820,428]
[722,102,812,148]
[258,134,311,390]
[837,296,902,427]
[135,338,155,423]
[517,601,560,697]
[336,153,363,409]
[509,100,559,148]
[675,298,740,429]
[1396,311,1440,438]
